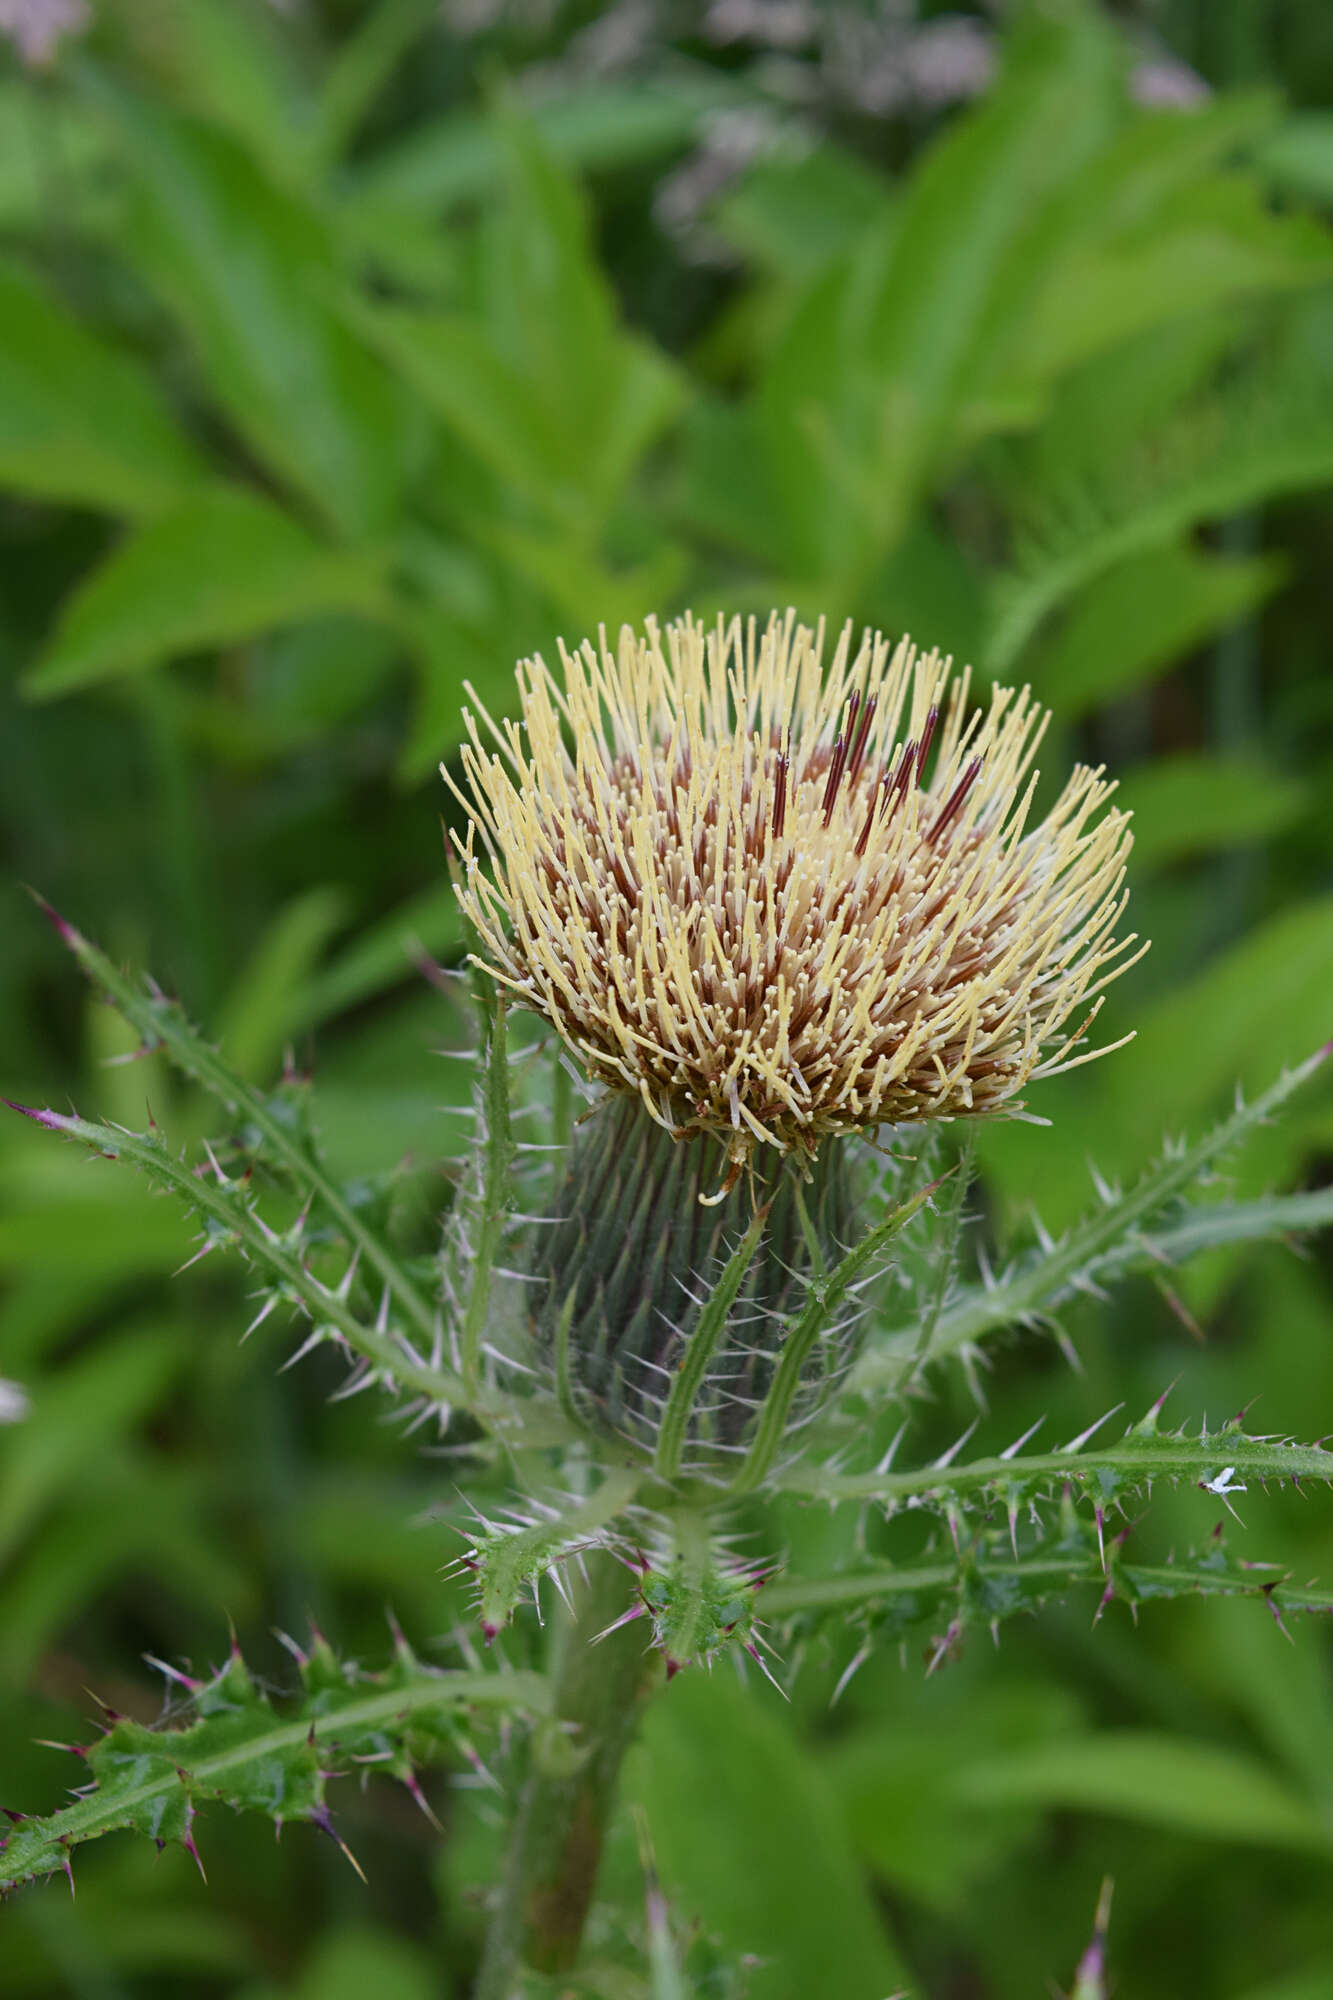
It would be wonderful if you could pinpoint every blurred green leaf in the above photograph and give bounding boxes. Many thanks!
[299,885,462,1030]
[23,487,388,698]
[1027,543,1284,717]
[278,1478,450,1596]
[826,1677,1083,1915]
[1016,307,1244,494]
[987,364,1333,671]
[956,1731,1333,1855]
[752,233,898,584]
[479,96,675,481]
[0,80,109,228]
[0,1464,253,1686]
[967,94,1312,415]
[216,886,351,1082]
[356,110,683,540]
[0,1326,185,1564]
[0,1184,188,1294]
[869,517,988,666]
[99,0,311,189]
[0,260,204,515]
[246,616,399,737]
[311,0,440,176]
[90,81,419,536]
[1124,897,1333,1135]
[334,194,462,300]
[712,145,891,280]
[238,1926,437,2000]
[490,527,687,635]
[312,995,475,1175]
[1235,1972,1333,2000]
[1181,1591,1333,1818]
[396,611,513,787]
[1256,114,1333,207]
[755,4,1121,585]
[355,307,563,503]
[3,1855,254,1987]
[1013,175,1333,389]
[348,71,739,215]
[625,1671,910,2000]
[861,3,1120,527]
[1121,753,1310,867]
[0,1137,193,1304]
[681,396,791,567]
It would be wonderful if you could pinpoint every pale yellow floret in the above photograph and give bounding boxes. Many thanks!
[445,612,1143,1191]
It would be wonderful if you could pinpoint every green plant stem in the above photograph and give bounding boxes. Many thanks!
[476,1552,662,1996]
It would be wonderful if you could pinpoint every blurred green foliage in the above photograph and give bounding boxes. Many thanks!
[4,0,1333,1994]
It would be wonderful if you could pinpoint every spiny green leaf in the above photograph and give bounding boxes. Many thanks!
[855,1045,1331,1391]
[33,906,440,1353]
[2,1099,464,1414]
[0,1637,548,1892]
[782,1409,1333,1515]
[901,1129,976,1389]
[630,1513,771,1678]
[452,1468,639,1641]
[762,1528,1333,1640]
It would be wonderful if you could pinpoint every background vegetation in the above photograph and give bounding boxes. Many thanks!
[3,0,1333,1993]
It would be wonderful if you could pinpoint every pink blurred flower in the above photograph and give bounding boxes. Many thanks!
[0,0,88,66]
[1131,51,1211,108]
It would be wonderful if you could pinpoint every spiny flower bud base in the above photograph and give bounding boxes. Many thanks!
[528,1094,855,1458]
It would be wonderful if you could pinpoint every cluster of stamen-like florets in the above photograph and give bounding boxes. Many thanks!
[447,611,1139,1185]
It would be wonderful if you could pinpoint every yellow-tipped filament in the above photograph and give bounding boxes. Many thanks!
[447,611,1142,1189]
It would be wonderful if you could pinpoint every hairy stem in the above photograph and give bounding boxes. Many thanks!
[476,1552,662,1996]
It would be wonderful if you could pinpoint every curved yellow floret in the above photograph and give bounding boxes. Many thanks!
[446,611,1142,1191]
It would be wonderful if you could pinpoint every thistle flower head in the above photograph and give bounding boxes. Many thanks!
[449,612,1139,1193]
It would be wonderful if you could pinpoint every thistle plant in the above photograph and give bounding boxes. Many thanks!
[6,611,1333,1997]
